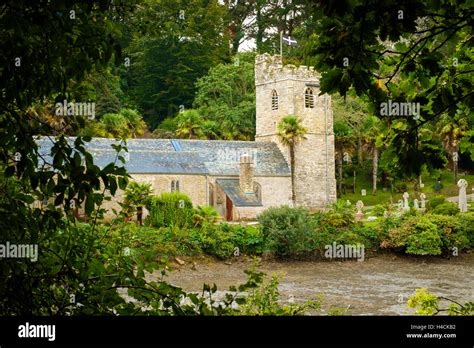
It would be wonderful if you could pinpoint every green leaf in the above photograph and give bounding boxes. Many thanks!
[85,196,95,215]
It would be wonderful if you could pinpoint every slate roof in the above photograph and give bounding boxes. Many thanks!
[36,137,290,177]
[216,179,262,207]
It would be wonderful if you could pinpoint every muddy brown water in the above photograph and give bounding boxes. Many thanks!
[152,253,474,315]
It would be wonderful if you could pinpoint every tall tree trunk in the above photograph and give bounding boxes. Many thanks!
[453,147,458,183]
[372,147,378,196]
[352,168,356,194]
[414,178,419,193]
[454,161,458,183]
[357,136,363,165]
[290,143,296,204]
[337,152,343,197]
[255,0,264,52]
[382,171,387,188]
[232,30,241,55]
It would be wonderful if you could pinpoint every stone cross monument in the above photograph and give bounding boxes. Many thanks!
[457,179,468,213]
[355,200,365,221]
[397,199,403,210]
[403,192,410,211]
[420,193,426,211]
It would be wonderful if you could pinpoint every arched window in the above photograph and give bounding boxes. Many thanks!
[305,88,314,108]
[271,90,278,110]
[171,180,180,192]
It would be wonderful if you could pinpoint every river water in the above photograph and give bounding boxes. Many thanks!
[158,253,474,315]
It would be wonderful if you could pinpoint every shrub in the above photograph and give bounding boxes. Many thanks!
[193,205,220,227]
[394,182,408,193]
[335,231,365,245]
[429,215,470,252]
[232,225,265,255]
[375,215,401,239]
[428,196,446,210]
[318,210,354,229]
[257,206,315,257]
[351,223,382,249]
[432,181,444,192]
[457,213,474,248]
[406,228,443,255]
[121,181,153,224]
[382,222,412,250]
[312,227,337,251]
[128,225,180,256]
[407,288,474,316]
[371,204,386,217]
[198,223,235,259]
[381,213,474,255]
[330,199,355,213]
[383,215,443,255]
[145,192,194,228]
[310,206,386,252]
[432,202,459,216]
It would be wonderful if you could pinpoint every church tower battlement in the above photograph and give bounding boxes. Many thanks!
[255,53,337,208]
[255,53,319,85]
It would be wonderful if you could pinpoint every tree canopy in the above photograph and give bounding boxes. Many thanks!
[303,0,473,175]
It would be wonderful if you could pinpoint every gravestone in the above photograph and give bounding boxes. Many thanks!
[355,200,365,221]
[414,199,419,210]
[420,193,426,211]
[403,192,410,211]
[361,189,367,196]
[457,179,468,213]
[397,199,403,210]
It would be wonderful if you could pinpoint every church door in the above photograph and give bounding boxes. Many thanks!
[226,196,233,221]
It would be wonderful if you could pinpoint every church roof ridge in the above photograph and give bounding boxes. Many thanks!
[36,136,291,177]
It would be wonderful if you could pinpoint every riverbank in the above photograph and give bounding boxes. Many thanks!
[154,252,474,315]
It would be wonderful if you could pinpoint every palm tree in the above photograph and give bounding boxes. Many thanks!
[361,115,384,195]
[438,114,468,183]
[332,94,368,194]
[334,120,354,196]
[123,182,153,225]
[193,205,220,227]
[175,109,204,139]
[201,120,220,139]
[277,115,308,204]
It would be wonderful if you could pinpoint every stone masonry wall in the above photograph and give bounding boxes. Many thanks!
[255,53,337,208]
[101,173,208,221]
[208,175,291,220]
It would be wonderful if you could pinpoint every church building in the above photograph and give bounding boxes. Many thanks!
[38,54,337,221]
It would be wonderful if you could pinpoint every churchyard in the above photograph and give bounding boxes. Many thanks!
[1,0,473,322]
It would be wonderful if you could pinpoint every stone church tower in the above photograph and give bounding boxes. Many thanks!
[255,53,337,208]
